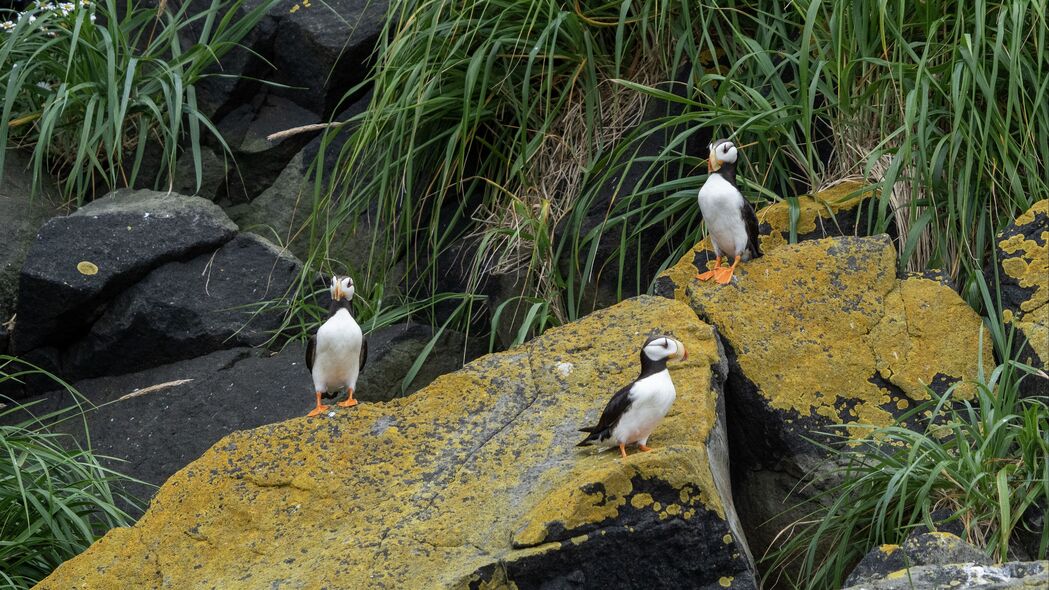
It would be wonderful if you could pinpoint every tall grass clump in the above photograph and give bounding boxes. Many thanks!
[0,0,273,203]
[299,0,1047,351]
[0,356,139,590]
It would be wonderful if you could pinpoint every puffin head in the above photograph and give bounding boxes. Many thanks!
[707,139,739,172]
[330,275,355,302]
[642,335,688,363]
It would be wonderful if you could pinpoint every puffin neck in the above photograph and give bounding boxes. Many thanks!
[638,353,668,379]
[715,163,737,186]
[328,298,354,316]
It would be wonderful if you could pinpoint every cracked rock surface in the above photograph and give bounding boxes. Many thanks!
[35,296,757,589]
[656,234,992,569]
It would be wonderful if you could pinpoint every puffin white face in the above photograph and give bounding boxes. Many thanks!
[642,336,688,362]
[330,275,355,301]
[708,140,739,172]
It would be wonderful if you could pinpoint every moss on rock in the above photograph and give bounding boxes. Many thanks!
[655,233,992,564]
[992,199,1047,394]
[37,296,755,589]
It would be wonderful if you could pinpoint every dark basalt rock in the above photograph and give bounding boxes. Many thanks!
[12,189,237,354]
[2,347,308,511]
[214,94,321,203]
[988,200,1048,397]
[61,234,300,379]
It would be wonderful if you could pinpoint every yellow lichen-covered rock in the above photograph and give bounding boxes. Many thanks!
[37,296,756,589]
[656,181,875,301]
[654,234,992,561]
[992,199,1048,395]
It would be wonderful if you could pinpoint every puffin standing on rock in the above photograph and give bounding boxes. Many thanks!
[696,139,763,284]
[305,275,368,417]
[578,335,688,459]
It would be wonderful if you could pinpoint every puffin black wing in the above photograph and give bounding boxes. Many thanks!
[578,383,635,446]
[742,199,763,259]
[305,336,316,372]
[359,334,368,373]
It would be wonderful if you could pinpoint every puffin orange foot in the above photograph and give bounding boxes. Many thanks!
[307,404,331,417]
[337,388,358,408]
[618,444,628,459]
[638,444,653,452]
[715,256,741,285]
[696,269,717,281]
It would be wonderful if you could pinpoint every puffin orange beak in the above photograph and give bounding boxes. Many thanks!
[708,151,721,172]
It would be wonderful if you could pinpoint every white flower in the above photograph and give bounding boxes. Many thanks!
[36,81,52,91]
[60,2,74,10]
[28,15,37,23]
[89,13,95,21]
[0,22,14,32]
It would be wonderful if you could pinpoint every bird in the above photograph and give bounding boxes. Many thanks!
[304,275,368,417]
[578,335,688,459]
[696,139,762,284]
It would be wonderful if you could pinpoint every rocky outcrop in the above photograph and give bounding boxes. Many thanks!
[845,532,991,587]
[36,296,758,589]
[990,199,1047,396]
[0,150,61,328]
[656,234,992,566]
[61,234,300,379]
[843,560,1048,590]
[13,190,237,353]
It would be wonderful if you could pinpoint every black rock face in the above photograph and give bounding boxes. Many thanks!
[2,345,311,513]
[62,233,301,379]
[13,190,237,353]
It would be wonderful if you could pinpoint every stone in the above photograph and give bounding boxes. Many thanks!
[1,346,309,512]
[355,322,487,402]
[227,90,372,262]
[172,144,230,202]
[0,150,61,324]
[656,234,993,567]
[36,296,758,589]
[61,234,301,379]
[990,199,1048,396]
[215,94,321,203]
[13,189,238,353]
[841,560,1049,590]
[845,532,992,587]
[264,0,387,115]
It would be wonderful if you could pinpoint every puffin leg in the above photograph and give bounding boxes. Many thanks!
[307,392,330,417]
[618,444,628,459]
[638,444,653,452]
[696,257,722,281]
[337,387,359,408]
[715,255,741,284]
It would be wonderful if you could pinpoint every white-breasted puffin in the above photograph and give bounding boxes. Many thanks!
[578,335,688,459]
[304,275,368,417]
[696,139,762,284]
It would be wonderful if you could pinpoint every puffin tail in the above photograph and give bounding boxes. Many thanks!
[577,427,601,447]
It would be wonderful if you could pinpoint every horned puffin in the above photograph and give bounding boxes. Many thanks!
[578,335,688,459]
[304,275,368,417]
[696,139,762,284]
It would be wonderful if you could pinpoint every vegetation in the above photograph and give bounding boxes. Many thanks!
[0,0,273,203]
[0,357,139,590]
